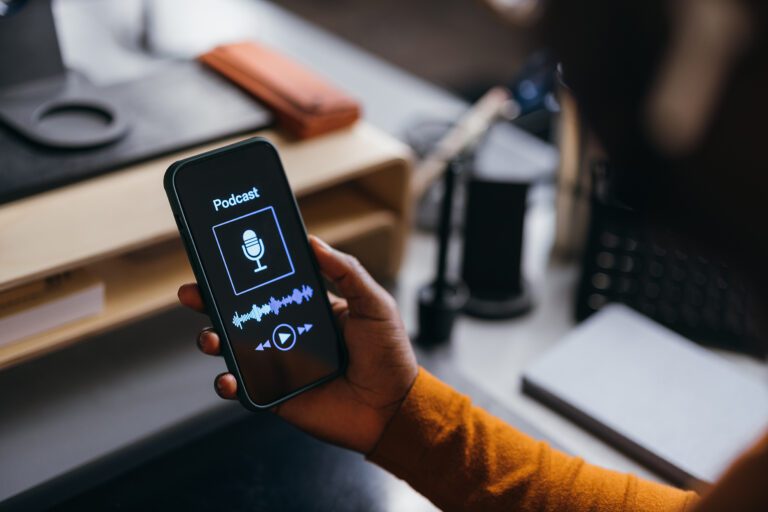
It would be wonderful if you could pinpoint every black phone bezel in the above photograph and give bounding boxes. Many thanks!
[164,137,348,410]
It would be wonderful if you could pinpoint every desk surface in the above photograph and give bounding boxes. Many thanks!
[397,194,768,485]
[0,0,540,507]
[3,0,766,508]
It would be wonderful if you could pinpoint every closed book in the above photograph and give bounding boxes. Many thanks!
[522,304,768,487]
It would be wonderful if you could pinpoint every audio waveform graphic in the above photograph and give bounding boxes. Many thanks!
[232,285,314,329]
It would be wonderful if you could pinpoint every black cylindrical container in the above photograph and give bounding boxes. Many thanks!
[461,177,532,318]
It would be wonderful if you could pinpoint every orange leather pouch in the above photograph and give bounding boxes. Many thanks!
[199,41,361,139]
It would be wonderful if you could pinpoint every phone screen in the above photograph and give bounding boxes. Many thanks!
[168,139,345,407]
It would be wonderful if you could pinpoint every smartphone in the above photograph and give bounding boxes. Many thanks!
[164,137,347,410]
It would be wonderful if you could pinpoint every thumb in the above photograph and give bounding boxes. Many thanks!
[309,236,395,321]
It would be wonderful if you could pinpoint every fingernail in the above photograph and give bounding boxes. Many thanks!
[197,327,212,349]
[314,239,334,255]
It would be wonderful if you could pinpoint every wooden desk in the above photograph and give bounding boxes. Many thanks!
[0,122,412,370]
[0,2,554,507]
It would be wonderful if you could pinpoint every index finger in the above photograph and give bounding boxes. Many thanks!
[309,236,393,320]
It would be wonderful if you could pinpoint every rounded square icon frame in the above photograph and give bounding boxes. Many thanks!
[212,206,295,296]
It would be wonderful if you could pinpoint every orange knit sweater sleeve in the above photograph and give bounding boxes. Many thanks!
[368,368,699,512]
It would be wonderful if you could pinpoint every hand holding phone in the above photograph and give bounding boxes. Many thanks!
[180,236,418,452]
[167,137,417,451]
[167,138,348,409]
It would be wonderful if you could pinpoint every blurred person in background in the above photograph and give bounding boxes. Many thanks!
[177,0,767,510]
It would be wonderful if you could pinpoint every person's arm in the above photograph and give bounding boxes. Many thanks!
[180,237,699,512]
[368,368,699,512]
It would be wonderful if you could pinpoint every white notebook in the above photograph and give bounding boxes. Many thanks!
[523,304,768,486]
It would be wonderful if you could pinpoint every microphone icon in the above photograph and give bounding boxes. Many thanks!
[241,229,267,273]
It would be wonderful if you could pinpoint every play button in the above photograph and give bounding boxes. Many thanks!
[271,323,297,351]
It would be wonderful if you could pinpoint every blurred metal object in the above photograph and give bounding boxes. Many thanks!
[0,0,130,149]
[552,85,595,262]
[481,0,542,26]
[646,0,753,156]
[0,0,63,88]
[0,0,27,17]
[411,86,513,199]
[416,159,469,346]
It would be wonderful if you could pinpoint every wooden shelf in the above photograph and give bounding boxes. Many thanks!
[0,123,411,293]
[0,188,399,370]
[299,184,397,242]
